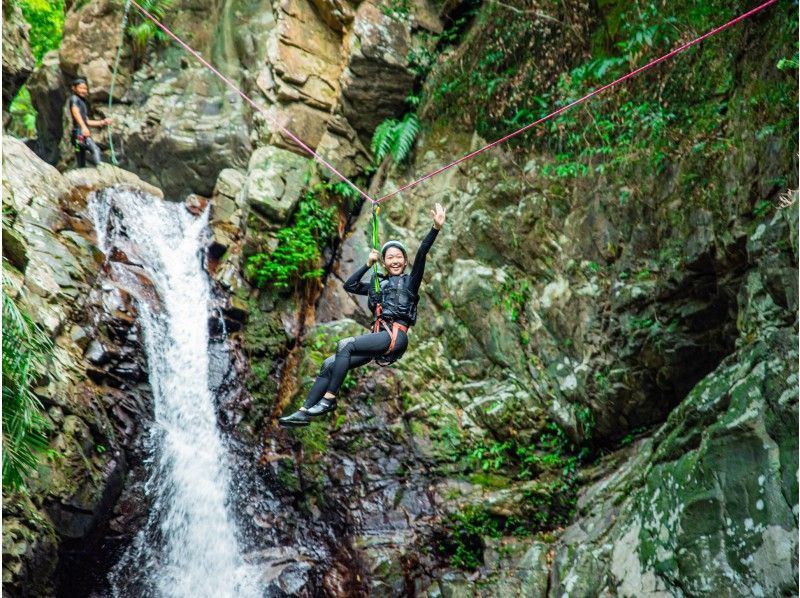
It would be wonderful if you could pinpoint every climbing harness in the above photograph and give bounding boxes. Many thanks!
[125,0,778,205]
[107,0,132,165]
[375,320,408,353]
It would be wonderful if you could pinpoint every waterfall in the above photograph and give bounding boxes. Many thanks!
[89,187,258,598]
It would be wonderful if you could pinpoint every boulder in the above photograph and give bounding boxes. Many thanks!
[209,167,248,294]
[59,0,130,101]
[316,114,371,179]
[244,145,309,224]
[184,193,209,215]
[3,137,86,332]
[63,163,164,198]
[210,168,247,249]
[257,101,334,155]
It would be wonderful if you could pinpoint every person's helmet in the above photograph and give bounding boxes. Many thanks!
[71,77,87,87]
[381,240,407,260]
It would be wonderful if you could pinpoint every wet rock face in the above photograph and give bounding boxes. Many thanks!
[1,137,157,596]
[260,321,440,595]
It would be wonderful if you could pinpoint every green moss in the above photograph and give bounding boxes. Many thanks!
[519,476,578,527]
[238,299,289,439]
[294,421,329,455]
[243,300,288,359]
[466,472,512,489]
[430,415,467,463]
[286,419,338,492]
[276,459,301,492]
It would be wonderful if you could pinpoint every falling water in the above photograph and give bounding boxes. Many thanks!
[90,188,258,597]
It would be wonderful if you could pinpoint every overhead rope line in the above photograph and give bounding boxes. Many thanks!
[126,0,779,205]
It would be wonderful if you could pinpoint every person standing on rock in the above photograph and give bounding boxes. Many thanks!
[279,203,447,427]
[68,78,111,168]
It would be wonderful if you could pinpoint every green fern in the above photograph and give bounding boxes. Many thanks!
[126,0,175,66]
[371,119,398,164]
[2,269,52,491]
[370,112,420,165]
[392,112,419,163]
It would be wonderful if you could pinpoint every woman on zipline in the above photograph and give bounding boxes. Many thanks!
[279,202,446,427]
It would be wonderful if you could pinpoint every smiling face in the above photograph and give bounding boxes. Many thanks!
[73,82,89,98]
[383,247,406,276]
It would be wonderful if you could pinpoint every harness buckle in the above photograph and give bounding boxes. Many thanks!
[372,302,408,361]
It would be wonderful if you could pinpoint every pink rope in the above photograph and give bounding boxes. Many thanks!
[127,0,376,203]
[375,0,779,204]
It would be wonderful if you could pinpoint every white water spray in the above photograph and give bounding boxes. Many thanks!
[90,188,258,598]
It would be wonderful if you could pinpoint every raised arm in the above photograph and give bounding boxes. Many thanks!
[408,203,446,294]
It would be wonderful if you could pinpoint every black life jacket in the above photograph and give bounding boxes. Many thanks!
[367,274,418,326]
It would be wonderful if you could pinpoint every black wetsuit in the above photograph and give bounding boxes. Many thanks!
[302,227,439,409]
[69,94,102,167]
